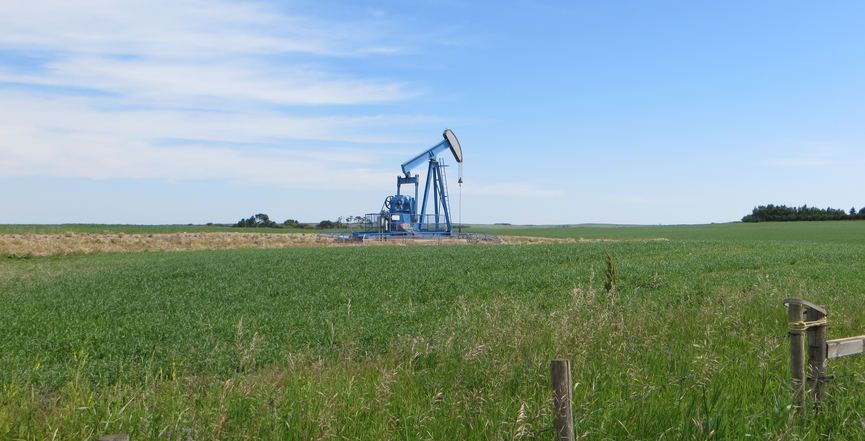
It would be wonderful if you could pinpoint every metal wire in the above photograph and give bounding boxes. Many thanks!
[510,335,788,439]
[575,335,788,424]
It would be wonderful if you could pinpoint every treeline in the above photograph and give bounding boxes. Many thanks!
[233,213,361,229]
[742,205,865,222]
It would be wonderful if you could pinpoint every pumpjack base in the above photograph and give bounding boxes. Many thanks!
[317,232,504,244]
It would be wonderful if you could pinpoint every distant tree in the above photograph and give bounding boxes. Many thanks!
[234,213,277,228]
[742,204,863,222]
[283,219,300,228]
[317,220,336,229]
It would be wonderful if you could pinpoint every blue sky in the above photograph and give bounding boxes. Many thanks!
[1,0,863,225]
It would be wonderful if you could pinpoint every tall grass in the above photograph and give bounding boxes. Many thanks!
[2,240,865,439]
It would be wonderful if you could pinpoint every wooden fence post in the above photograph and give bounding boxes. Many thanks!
[785,299,830,411]
[787,301,806,409]
[551,359,575,441]
[806,305,828,406]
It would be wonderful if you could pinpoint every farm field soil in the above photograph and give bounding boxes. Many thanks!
[4,233,865,439]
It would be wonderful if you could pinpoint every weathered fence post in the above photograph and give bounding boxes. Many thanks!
[551,359,575,441]
[806,305,828,406]
[786,300,806,409]
[785,299,829,410]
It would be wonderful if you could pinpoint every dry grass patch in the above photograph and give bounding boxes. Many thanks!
[0,232,668,257]
[0,232,328,257]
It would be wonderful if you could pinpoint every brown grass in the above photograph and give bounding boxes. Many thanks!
[0,232,666,258]
[0,232,326,257]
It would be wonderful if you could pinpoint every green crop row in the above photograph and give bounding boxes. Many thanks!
[2,238,865,439]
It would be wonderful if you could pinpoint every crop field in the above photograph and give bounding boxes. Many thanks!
[2,222,865,439]
[474,220,865,245]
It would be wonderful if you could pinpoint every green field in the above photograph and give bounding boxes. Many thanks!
[8,220,864,245]
[474,220,865,245]
[2,222,865,439]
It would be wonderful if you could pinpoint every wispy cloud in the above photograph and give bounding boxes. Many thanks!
[602,194,694,205]
[0,58,416,107]
[0,0,416,107]
[0,118,397,190]
[0,93,434,143]
[0,92,432,189]
[765,142,863,168]
[464,183,566,199]
[770,159,834,167]
[0,0,440,188]
[0,0,398,58]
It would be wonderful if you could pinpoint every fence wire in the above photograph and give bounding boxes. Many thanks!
[520,334,788,439]
[578,335,787,423]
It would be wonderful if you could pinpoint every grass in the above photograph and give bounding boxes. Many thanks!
[7,220,864,244]
[2,224,865,439]
[0,231,326,258]
[473,220,865,245]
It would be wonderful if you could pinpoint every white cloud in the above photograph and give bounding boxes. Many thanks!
[0,120,397,190]
[0,92,432,143]
[0,0,440,188]
[0,91,432,189]
[0,0,396,58]
[0,56,416,107]
[0,0,415,108]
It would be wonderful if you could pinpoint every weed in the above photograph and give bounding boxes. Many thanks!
[604,250,617,304]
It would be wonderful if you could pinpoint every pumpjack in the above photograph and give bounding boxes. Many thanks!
[353,129,463,240]
[319,129,502,243]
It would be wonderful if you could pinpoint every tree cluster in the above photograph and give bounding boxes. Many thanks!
[233,213,278,228]
[742,204,865,222]
[233,214,365,229]
[312,216,366,229]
